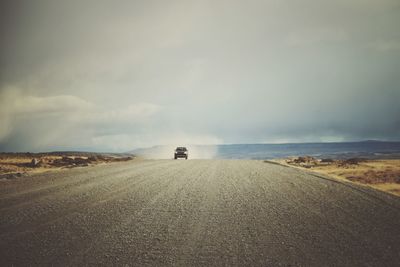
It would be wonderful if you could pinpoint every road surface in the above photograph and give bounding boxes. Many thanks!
[0,160,399,266]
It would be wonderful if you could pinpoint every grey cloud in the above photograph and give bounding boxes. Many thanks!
[0,89,163,151]
[1,0,400,151]
[368,40,400,52]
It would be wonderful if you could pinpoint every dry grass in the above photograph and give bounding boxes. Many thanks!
[0,156,58,175]
[274,158,400,196]
[0,153,135,179]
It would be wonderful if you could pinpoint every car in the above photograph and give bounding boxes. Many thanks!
[174,147,188,160]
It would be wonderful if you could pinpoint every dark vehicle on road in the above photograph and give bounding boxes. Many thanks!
[174,147,188,160]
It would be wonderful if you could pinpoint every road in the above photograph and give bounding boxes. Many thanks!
[0,160,399,266]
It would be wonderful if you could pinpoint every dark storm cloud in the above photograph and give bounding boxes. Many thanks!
[1,0,400,152]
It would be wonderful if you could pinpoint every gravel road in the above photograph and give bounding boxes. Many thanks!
[0,160,399,266]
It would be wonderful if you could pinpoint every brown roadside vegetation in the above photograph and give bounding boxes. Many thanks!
[0,152,135,180]
[274,156,400,196]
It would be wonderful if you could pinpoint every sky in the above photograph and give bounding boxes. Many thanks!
[1,0,400,152]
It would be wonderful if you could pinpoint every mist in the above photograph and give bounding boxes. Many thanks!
[1,0,400,152]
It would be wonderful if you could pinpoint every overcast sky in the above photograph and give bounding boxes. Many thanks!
[1,0,400,152]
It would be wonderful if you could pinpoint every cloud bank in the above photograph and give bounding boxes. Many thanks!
[0,0,399,152]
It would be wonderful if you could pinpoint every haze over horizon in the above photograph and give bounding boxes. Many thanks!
[1,0,400,152]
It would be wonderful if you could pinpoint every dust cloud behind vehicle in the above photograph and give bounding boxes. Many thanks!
[131,145,218,159]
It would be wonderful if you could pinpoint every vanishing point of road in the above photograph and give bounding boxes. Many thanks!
[1,160,399,266]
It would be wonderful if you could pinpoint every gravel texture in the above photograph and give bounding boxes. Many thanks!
[0,159,399,266]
